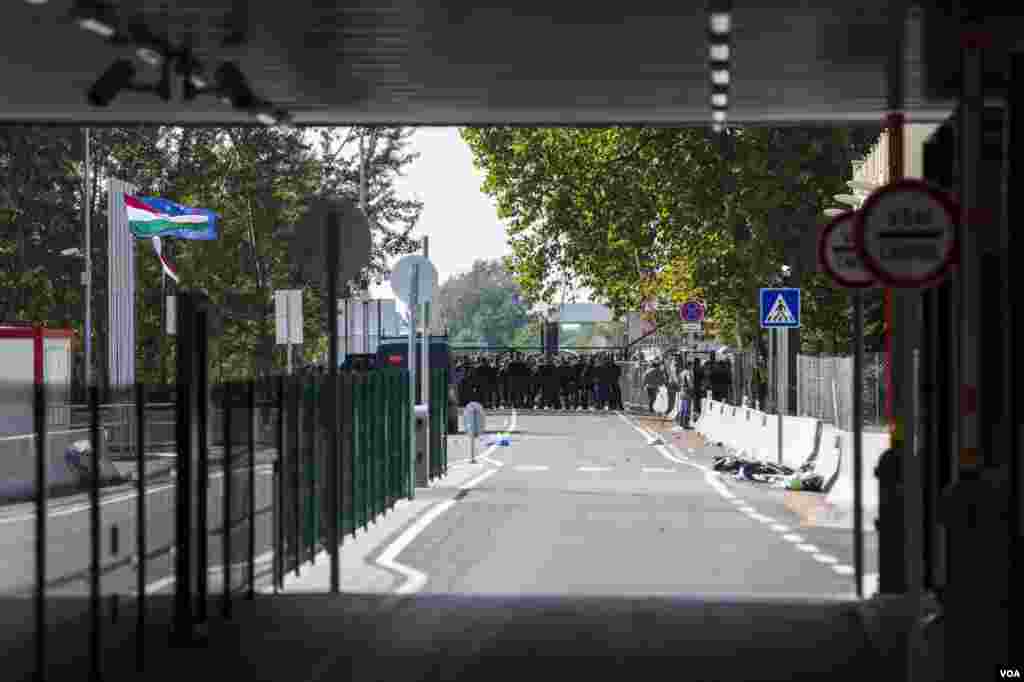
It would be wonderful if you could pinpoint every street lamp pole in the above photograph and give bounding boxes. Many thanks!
[84,127,93,388]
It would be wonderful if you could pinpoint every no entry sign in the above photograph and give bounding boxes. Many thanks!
[854,179,959,288]
[818,210,875,289]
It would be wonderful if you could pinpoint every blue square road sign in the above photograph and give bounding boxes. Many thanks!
[760,288,801,329]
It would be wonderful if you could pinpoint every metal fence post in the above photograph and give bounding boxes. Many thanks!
[89,384,102,681]
[34,379,48,682]
[135,382,146,671]
[222,383,233,619]
[247,380,256,599]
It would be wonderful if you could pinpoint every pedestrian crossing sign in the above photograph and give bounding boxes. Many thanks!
[760,288,801,328]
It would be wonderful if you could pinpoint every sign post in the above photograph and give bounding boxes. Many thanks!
[463,402,485,463]
[761,288,800,464]
[391,253,437,499]
[818,207,875,598]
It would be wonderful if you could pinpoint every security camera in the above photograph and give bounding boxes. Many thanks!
[87,59,136,107]
[214,61,257,109]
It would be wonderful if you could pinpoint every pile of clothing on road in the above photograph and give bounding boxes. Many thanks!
[711,454,827,492]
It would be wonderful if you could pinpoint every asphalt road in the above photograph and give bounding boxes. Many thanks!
[387,410,867,597]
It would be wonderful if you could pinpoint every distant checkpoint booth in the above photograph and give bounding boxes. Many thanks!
[539,302,618,355]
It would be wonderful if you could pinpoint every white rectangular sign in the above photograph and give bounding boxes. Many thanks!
[275,290,303,344]
[681,321,702,333]
[166,296,176,335]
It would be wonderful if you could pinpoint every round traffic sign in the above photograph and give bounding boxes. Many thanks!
[679,301,705,323]
[390,254,438,304]
[854,179,959,288]
[818,210,875,289]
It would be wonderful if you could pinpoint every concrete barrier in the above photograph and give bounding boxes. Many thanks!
[0,428,119,502]
[810,424,842,492]
[779,416,820,470]
[823,429,890,527]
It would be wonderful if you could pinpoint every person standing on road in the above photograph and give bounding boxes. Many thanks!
[642,361,667,413]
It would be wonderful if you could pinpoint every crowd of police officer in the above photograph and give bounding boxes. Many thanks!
[452,352,624,410]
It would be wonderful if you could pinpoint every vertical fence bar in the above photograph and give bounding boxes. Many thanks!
[371,373,380,521]
[135,382,146,671]
[89,384,102,682]
[291,377,301,577]
[222,383,233,619]
[247,380,256,599]
[274,376,284,592]
[362,377,370,530]
[343,372,353,538]
[34,379,47,682]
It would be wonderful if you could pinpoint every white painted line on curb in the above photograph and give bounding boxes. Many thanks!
[770,524,791,533]
[782,534,805,543]
[833,564,855,576]
[813,554,839,565]
[737,506,757,514]
[796,544,820,553]
[513,465,549,472]
[750,514,776,524]
[729,499,746,505]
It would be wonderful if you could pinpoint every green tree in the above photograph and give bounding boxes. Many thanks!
[461,126,883,354]
[432,258,530,348]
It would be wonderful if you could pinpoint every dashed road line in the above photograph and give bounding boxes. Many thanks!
[770,523,791,533]
[832,564,855,576]
[513,465,549,472]
[813,554,839,565]
[783,534,805,543]
[578,466,613,472]
[641,467,675,473]
[796,544,821,553]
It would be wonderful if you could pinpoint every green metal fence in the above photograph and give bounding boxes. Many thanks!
[429,368,449,480]
[287,368,413,564]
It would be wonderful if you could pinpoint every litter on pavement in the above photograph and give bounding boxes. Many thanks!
[712,454,826,491]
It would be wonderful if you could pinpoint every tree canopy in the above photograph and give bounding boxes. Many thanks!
[0,124,423,386]
[431,258,531,348]
[460,126,886,354]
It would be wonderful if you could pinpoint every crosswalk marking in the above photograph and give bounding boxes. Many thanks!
[513,465,549,472]
[641,467,675,473]
[578,466,613,472]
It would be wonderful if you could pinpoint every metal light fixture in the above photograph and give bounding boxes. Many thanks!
[214,61,257,108]
[710,12,731,35]
[833,193,861,206]
[136,47,163,67]
[712,123,725,133]
[87,59,136,106]
[847,179,877,192]
[72,1,119,38]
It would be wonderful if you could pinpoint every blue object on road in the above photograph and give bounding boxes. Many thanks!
[760,288,801,329]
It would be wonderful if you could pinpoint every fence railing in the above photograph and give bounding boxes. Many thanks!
[6,359,456,680]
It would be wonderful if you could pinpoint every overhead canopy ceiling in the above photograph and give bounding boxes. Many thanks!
[2,1,1021,126]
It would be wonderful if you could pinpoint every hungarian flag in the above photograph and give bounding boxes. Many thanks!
[125,195,218,240]
[150,236,178,284]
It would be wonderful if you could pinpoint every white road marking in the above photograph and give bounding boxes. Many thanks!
[641,467,675,473]
[783,534,805,543]
[144,550,275,595]
[513,465,549,472]
[0,465,274,525]
[729,499,746,505]
[833,564,855,576]
[737,506,757,514]
[770,524,791,533]
[578,466,613,472]
[796,544,820,553]
[812,554,839,565]
[375,464,500,594]
[750,514,776,524]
